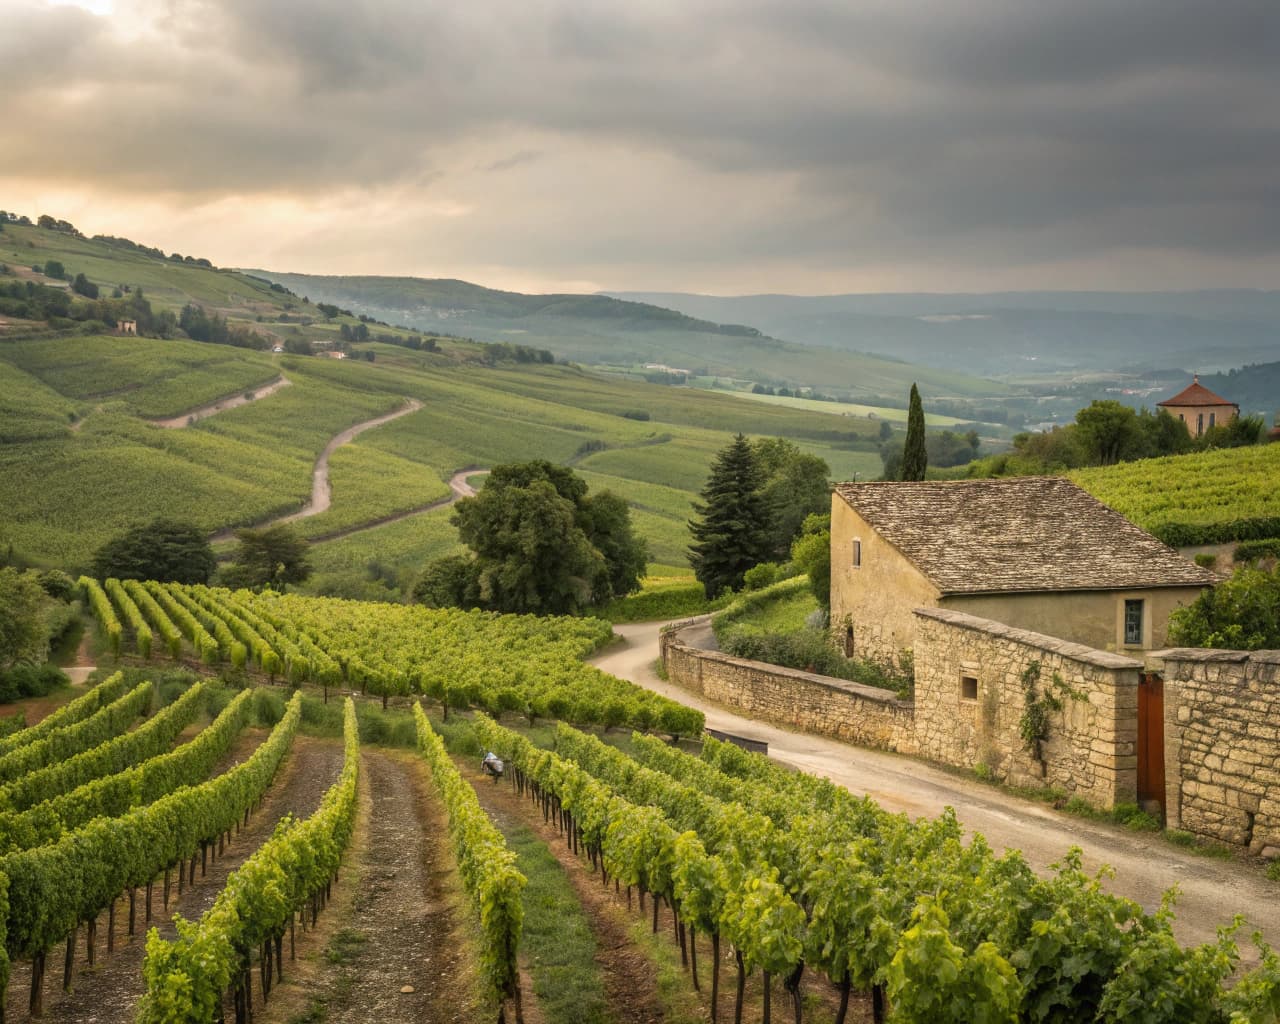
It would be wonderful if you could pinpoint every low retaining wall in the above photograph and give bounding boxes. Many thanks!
[1153,648,1280,853]
[914,609,1143,808]
[661,615,1280,852]
[660,620,916,753]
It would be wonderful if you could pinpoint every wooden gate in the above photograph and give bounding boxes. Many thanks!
[1137,672,1166,816]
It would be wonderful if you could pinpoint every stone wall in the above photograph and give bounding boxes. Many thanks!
[1154,648,1280,853]
[662,613,1280,849]
[913,609,1143,808]
[660,619,917,753]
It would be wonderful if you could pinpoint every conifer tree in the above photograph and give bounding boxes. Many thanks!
[688,434,771,598]
[901,383,928,481]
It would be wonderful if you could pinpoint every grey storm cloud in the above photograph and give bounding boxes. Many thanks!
[1,0,1276,286]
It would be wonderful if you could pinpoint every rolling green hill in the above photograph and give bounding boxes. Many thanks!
[244,270,1015,401]
[0,330,883,595]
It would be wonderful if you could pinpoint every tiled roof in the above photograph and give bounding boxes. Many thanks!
[1157,377,1238,409]
[834,477,1217,595]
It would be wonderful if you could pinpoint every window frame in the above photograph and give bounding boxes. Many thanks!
[1123,598,1144,646]
[959,675,978,701]
[852,538,862,568]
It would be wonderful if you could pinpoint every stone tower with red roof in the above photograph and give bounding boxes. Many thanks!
[1156,376,1239,437]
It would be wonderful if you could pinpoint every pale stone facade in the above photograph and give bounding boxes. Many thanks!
[1153,648,1280,853]
[1157,376,1239,438]
[829,497,939,667]
[943,587,1204,653]
[913,609,1140,807]
[830,480,1214,666]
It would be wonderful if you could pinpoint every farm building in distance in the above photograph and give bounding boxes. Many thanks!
[1157,375,1239,437]
[829,477,1216,666]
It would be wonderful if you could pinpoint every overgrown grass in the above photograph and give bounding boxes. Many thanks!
[496,821,612,1024]
[590,573,734,623]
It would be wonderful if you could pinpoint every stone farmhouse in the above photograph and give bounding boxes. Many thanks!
[1157,375,1238,437]
[830,477,1215,665]
[663,475,1280,853]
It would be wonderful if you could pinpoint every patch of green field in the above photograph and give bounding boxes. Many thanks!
[724,584,820,633]
[294,443,452,540]
[303,506,462,596]
[0,411,309,567]
[0,224,284,313]
[0,335,279,417]
[1071,442,1280,544]
[727,388,992,427]
[490,816,611,1024]
[0,360,82,441]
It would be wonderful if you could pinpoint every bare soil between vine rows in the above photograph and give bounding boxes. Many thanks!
[257,749,474,1024]
[2,735,343,1024]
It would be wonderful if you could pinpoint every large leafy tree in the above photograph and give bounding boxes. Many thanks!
[752,438,831,561]
[91,518,217,584]
[688,434,772,598]
[0,567,48,670]
[420,461,646,614]
[221,524,312,591]
[900,383,928,481]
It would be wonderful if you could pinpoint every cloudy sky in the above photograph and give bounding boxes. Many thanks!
[2,0,1276,294]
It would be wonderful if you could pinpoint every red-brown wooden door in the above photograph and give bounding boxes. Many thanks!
[1137,673,1166,816]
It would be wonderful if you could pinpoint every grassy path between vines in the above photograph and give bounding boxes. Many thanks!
[2,735,343,1024]
[470,762,707,1024]
[469,753,865,1024]
[257,749,482,1024]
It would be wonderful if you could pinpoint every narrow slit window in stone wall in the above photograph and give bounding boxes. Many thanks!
[852,539,862,568]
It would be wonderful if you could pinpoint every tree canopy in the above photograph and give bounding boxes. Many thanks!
[1169,564,1280,650]
[900,383,928,480]
[91,518,217,584]
[752,438,831,561]
[416,461,646,615]
[688,434,773,598]
[220,524,312,591]
[0,567,47,671]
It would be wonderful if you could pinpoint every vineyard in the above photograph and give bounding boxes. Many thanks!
[1071,442,1280,546]
[2,579,1276,1022]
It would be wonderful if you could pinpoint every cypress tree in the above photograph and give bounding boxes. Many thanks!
[901,383,928,481]
[688,434,771,598]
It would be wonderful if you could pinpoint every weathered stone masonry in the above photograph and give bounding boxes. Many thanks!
[913,608,1141,809]
[1153,649,1280,854]
[662,609,1140,805]
[662,612,1280,851]
[660,618,916,753]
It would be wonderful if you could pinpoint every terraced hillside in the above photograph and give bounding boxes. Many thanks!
[0,327,888,591]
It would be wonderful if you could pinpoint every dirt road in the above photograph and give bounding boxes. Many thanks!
[211,398,424,541]
[150,375,292,429]
[591,620,1280,958]
[277,398,424,523]
[305,468,489,544]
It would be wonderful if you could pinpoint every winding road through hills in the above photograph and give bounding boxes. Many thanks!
[150,375,293,428]
[592,619,1280,961]
[211,398,425,541]
[275,399,424,523]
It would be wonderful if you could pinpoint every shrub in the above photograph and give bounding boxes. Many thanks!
[1169,564,1280,649]
[743,562,783,590]
[0,663,68,703]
